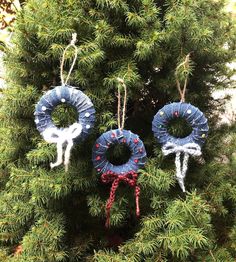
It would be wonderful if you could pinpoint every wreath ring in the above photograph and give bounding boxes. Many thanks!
[152,102,209,147]
[34,85,95,142]
[92,129,147,175]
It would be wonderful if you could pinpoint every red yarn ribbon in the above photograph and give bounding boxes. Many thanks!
[101,170,140,228]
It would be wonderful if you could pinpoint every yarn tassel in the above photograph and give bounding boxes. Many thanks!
[175,152,190,192]
[101,171,140,228]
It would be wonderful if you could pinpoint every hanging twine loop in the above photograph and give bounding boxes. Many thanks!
[60,33,78,86]
[101,171,140,228]
[116,77,127,130]
[175,53,191,103]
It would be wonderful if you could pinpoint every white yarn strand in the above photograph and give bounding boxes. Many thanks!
[162,142,201,192]
[64,140,74,172]
[175,152,190,192]
[42,123,82,172]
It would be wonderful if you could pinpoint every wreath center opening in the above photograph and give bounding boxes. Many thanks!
[106,143,132,165]
[167,117,192,138]
[51,103,78,128]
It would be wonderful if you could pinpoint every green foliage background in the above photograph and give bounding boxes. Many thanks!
[0,0,235,261]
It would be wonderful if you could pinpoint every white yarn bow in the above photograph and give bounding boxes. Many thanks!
[42,123,82,172]
[162,142,202,192]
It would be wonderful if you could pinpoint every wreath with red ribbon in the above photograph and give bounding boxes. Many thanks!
[92,129,146,227]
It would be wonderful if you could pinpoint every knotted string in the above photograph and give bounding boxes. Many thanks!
[101,171,140,228]
[60,33,78,86]
[175,53,191,103]
[162,142,202,192]
[116,77,127,130]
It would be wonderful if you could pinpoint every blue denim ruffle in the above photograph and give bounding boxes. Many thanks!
[152,102,209,146]
[34,85,95,142]
[92,129,147,175]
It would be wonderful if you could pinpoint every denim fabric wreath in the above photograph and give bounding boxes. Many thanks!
[92,129,146,175]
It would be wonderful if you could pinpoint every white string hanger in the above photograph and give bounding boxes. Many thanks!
[60,33,78,86]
